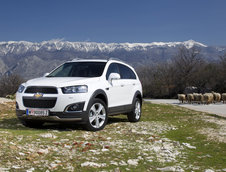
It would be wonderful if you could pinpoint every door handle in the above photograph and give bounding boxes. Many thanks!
[133,83,136,86]
[121,85,124,87]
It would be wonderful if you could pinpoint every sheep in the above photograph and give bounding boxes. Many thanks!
[212,92,221,103]
[193,93,204,104]
[203,93,214,104]
[178,94,186,103]
[222,93,226,104]
[187,94,194,104]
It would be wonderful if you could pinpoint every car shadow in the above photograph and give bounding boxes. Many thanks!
[0,116,128,131]
[0,117,84,131]
[108,116,128,124]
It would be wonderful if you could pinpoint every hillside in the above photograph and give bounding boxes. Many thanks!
[0,40,225,79]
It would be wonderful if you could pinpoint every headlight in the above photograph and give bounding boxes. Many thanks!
[61,85,88,94]
[17,85,25,93]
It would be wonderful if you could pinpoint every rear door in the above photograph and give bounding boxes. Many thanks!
[118,63,137,105]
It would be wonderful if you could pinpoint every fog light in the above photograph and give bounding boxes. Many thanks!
[69,104,79,111]
[65,102,85,112]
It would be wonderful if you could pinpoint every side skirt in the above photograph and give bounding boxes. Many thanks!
[108,104,133,116]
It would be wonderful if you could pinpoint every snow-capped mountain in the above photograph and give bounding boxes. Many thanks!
[0,40,225,79]
[0,40,207,55]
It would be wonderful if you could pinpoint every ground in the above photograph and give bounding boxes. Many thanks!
[144,99,226,118]
[0,99,226,171]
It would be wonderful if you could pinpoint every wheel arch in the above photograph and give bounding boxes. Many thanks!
[89,89,108,107]
[133,91,143,106]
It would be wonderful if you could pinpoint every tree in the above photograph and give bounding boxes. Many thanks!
[216,53,226,92]
[171,46,204,93]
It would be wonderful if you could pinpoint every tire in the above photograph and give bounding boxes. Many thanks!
[84,98,108,131]
[20,119,44,128]
[127,98,142,122]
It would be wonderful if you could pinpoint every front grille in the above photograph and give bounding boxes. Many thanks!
[25,86,58,94]
[23,97,57,108]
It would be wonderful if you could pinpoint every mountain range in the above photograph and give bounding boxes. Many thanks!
[0,40,225,79]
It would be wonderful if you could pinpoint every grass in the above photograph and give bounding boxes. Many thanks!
[0,101,225,171]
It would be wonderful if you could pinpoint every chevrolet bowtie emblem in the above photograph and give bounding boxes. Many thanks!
[34,92,43,98]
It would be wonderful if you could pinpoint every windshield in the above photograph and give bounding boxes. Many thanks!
[47,62,106,77]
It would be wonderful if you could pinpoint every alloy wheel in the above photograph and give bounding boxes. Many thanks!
[89,103,106,128]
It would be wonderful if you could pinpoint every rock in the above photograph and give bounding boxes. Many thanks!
[54,160,61,164]
[64,144,72,149]
[119,160,127,166]
[131,129,136,133]
[0,167,10,171]
[147,159,153,162]
[182,143,196,149]
[26,167,35,172]
[19,152,25,156]
[153,146,161,152]
[26,153,39,161]
[110,161,118,166]
[157,166,176,171]
[114,167,120,172]
[205,169,214,172]
[37,149,49,155]
[12,165,21,169]
[127,159,139,166]
[39,133,57,139]
[60,139,69,142]
[81,162,106,168]
[50,163,58,169]
[101,148,109,152]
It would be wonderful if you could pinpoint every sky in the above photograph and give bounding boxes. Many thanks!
[0,0,226,45]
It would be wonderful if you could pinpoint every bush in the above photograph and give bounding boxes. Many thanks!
[0,74,24,97]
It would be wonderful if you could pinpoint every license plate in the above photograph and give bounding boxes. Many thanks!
[26,109,49,116]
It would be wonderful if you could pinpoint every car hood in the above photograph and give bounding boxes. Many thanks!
[25,77,100,87]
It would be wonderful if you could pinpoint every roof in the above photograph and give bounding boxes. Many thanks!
[71,58,108,62]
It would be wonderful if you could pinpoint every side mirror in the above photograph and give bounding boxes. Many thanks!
[108,73,120,84]
[43,73,50,77]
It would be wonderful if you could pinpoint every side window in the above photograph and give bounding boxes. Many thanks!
[118,64,136,79]
[106,63,120,80]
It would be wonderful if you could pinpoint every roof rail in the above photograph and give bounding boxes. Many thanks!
[70,57,127,64]
[71,58,82,61]
[107,57,125,63]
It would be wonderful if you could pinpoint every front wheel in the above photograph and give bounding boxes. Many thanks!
[127,98,142,122]
[84,98,108,131]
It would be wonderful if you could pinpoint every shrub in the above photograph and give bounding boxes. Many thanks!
[0,74,24,97]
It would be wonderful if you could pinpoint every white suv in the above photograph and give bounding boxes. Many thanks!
[16,59,143,131]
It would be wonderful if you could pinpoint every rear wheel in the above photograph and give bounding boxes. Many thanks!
[127,98,141,122]
[84,98,108,131]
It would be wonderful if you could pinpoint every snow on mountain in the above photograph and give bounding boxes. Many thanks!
[0,39,225,79]
[0,40,207,55]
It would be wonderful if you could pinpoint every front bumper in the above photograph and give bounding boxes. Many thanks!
[16,110,88,124]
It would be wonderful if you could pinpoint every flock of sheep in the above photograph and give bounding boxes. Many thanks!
[178,92,226,104]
